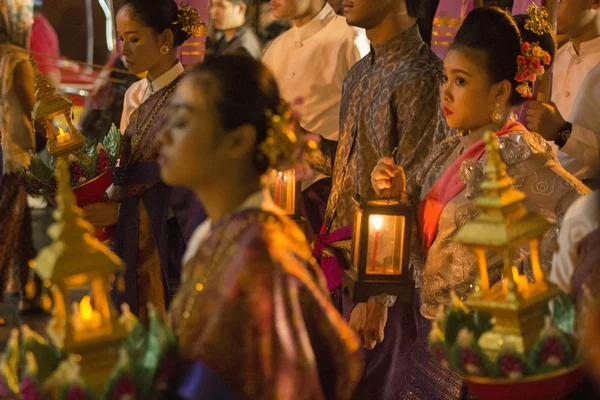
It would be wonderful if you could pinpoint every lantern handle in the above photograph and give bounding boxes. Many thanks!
[387,147,398,203]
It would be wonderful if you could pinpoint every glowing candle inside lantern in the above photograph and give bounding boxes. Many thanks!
[475,249,490,291]
[73,296,102,331]
[56,127,71,144]
[529,240,544,283]
[275,171,285,207]
[512,266,529,292]
[371,216,383,272]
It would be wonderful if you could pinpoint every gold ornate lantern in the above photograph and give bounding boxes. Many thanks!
[29,56,85,158]
[266,168,302,219]
[342,197,415,303]
[31,159,127,395]
[453,131,560,361]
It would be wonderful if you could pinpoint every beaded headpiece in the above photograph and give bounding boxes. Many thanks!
[173,1,206,39]
[260,101,319,173]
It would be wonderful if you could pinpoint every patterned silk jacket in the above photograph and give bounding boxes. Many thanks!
[323,25,451,233]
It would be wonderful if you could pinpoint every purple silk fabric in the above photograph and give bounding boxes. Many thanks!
[113,162,204,315]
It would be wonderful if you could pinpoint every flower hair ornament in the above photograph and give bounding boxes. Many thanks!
[515,41,552,99]
[259,101,319,174]
[515,4,554,99]
[173,1,206,38]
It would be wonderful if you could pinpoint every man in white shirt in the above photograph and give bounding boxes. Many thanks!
[262,0,369,238]
[526,0,600,184]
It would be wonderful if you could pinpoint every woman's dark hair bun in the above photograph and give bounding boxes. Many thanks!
[188,55,281,174]
[121,0,190,47]
[451,7,556,106]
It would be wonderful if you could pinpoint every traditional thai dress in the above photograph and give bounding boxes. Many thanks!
[313,25,450,400]
[0,0,37,297]
[169,191,363,400]
[112,63,203,321]
[431,0,474,60]
[396,121,589,399]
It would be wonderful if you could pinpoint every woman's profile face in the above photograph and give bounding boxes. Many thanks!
[159,75,225,188]
[441,49,499,131]
[116,5,162,75]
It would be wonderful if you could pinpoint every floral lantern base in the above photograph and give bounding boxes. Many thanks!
[463,365,584,400]
[19,125,121,242]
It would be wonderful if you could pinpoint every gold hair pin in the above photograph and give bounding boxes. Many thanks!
[524,4,552,35]
[173,1,206,38]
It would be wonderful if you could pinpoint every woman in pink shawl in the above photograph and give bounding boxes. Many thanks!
[371,7,588,398]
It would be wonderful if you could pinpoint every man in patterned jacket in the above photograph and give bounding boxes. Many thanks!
[312,0,450,398]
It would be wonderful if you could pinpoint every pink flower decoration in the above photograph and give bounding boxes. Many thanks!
[522,70,534,81]
[515,73,524,82]
[112,375,137,399]
[516,84,533,99]
[66,385,90,400]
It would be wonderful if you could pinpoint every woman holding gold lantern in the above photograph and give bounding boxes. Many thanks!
[82,0,205,322]
[161,55,363,399]
[371,7,589,398]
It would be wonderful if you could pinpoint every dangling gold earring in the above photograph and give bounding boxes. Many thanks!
[492,101,504,125]
[160,45,169,55]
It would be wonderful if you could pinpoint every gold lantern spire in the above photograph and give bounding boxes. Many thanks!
[29,56,85,157]
[32,159,126,395]
[453,131,559,361]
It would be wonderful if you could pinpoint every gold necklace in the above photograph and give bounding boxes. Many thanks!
[177,212,281,337]
[130,81,177,153]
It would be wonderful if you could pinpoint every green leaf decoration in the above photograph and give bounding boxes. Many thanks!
[552,293,577,336]
[28,154,54,187]
[83,137,96,158]
[444,292,472,347]
[21,326,63,383]
[103,124,121,166]
[449,329,497,377]
[0,330,21,397]
[527,324,575,374]
[132,306,167,398]
[20,352,49,400]
[470,310,493,341]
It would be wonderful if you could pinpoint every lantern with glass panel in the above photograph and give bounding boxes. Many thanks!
[343,197,415,303]
[266,168,304,225]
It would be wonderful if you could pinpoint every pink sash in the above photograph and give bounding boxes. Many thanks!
[313,224,353,291]
[416,121,525,255]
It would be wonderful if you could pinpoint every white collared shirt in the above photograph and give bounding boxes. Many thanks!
[551,37,600,179]
[262,3,370,189]
[181,190,283,269]
[120,61,185,134]
[550,191,600,293]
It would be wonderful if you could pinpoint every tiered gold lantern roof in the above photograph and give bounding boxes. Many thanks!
[453,131,560,360]
[29,56,85,158]
[31,159,126,395]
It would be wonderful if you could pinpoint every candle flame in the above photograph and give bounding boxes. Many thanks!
[58,127,66,136]
[371,215,383,231]
[80,296,93,321]
[512,266,520,284]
